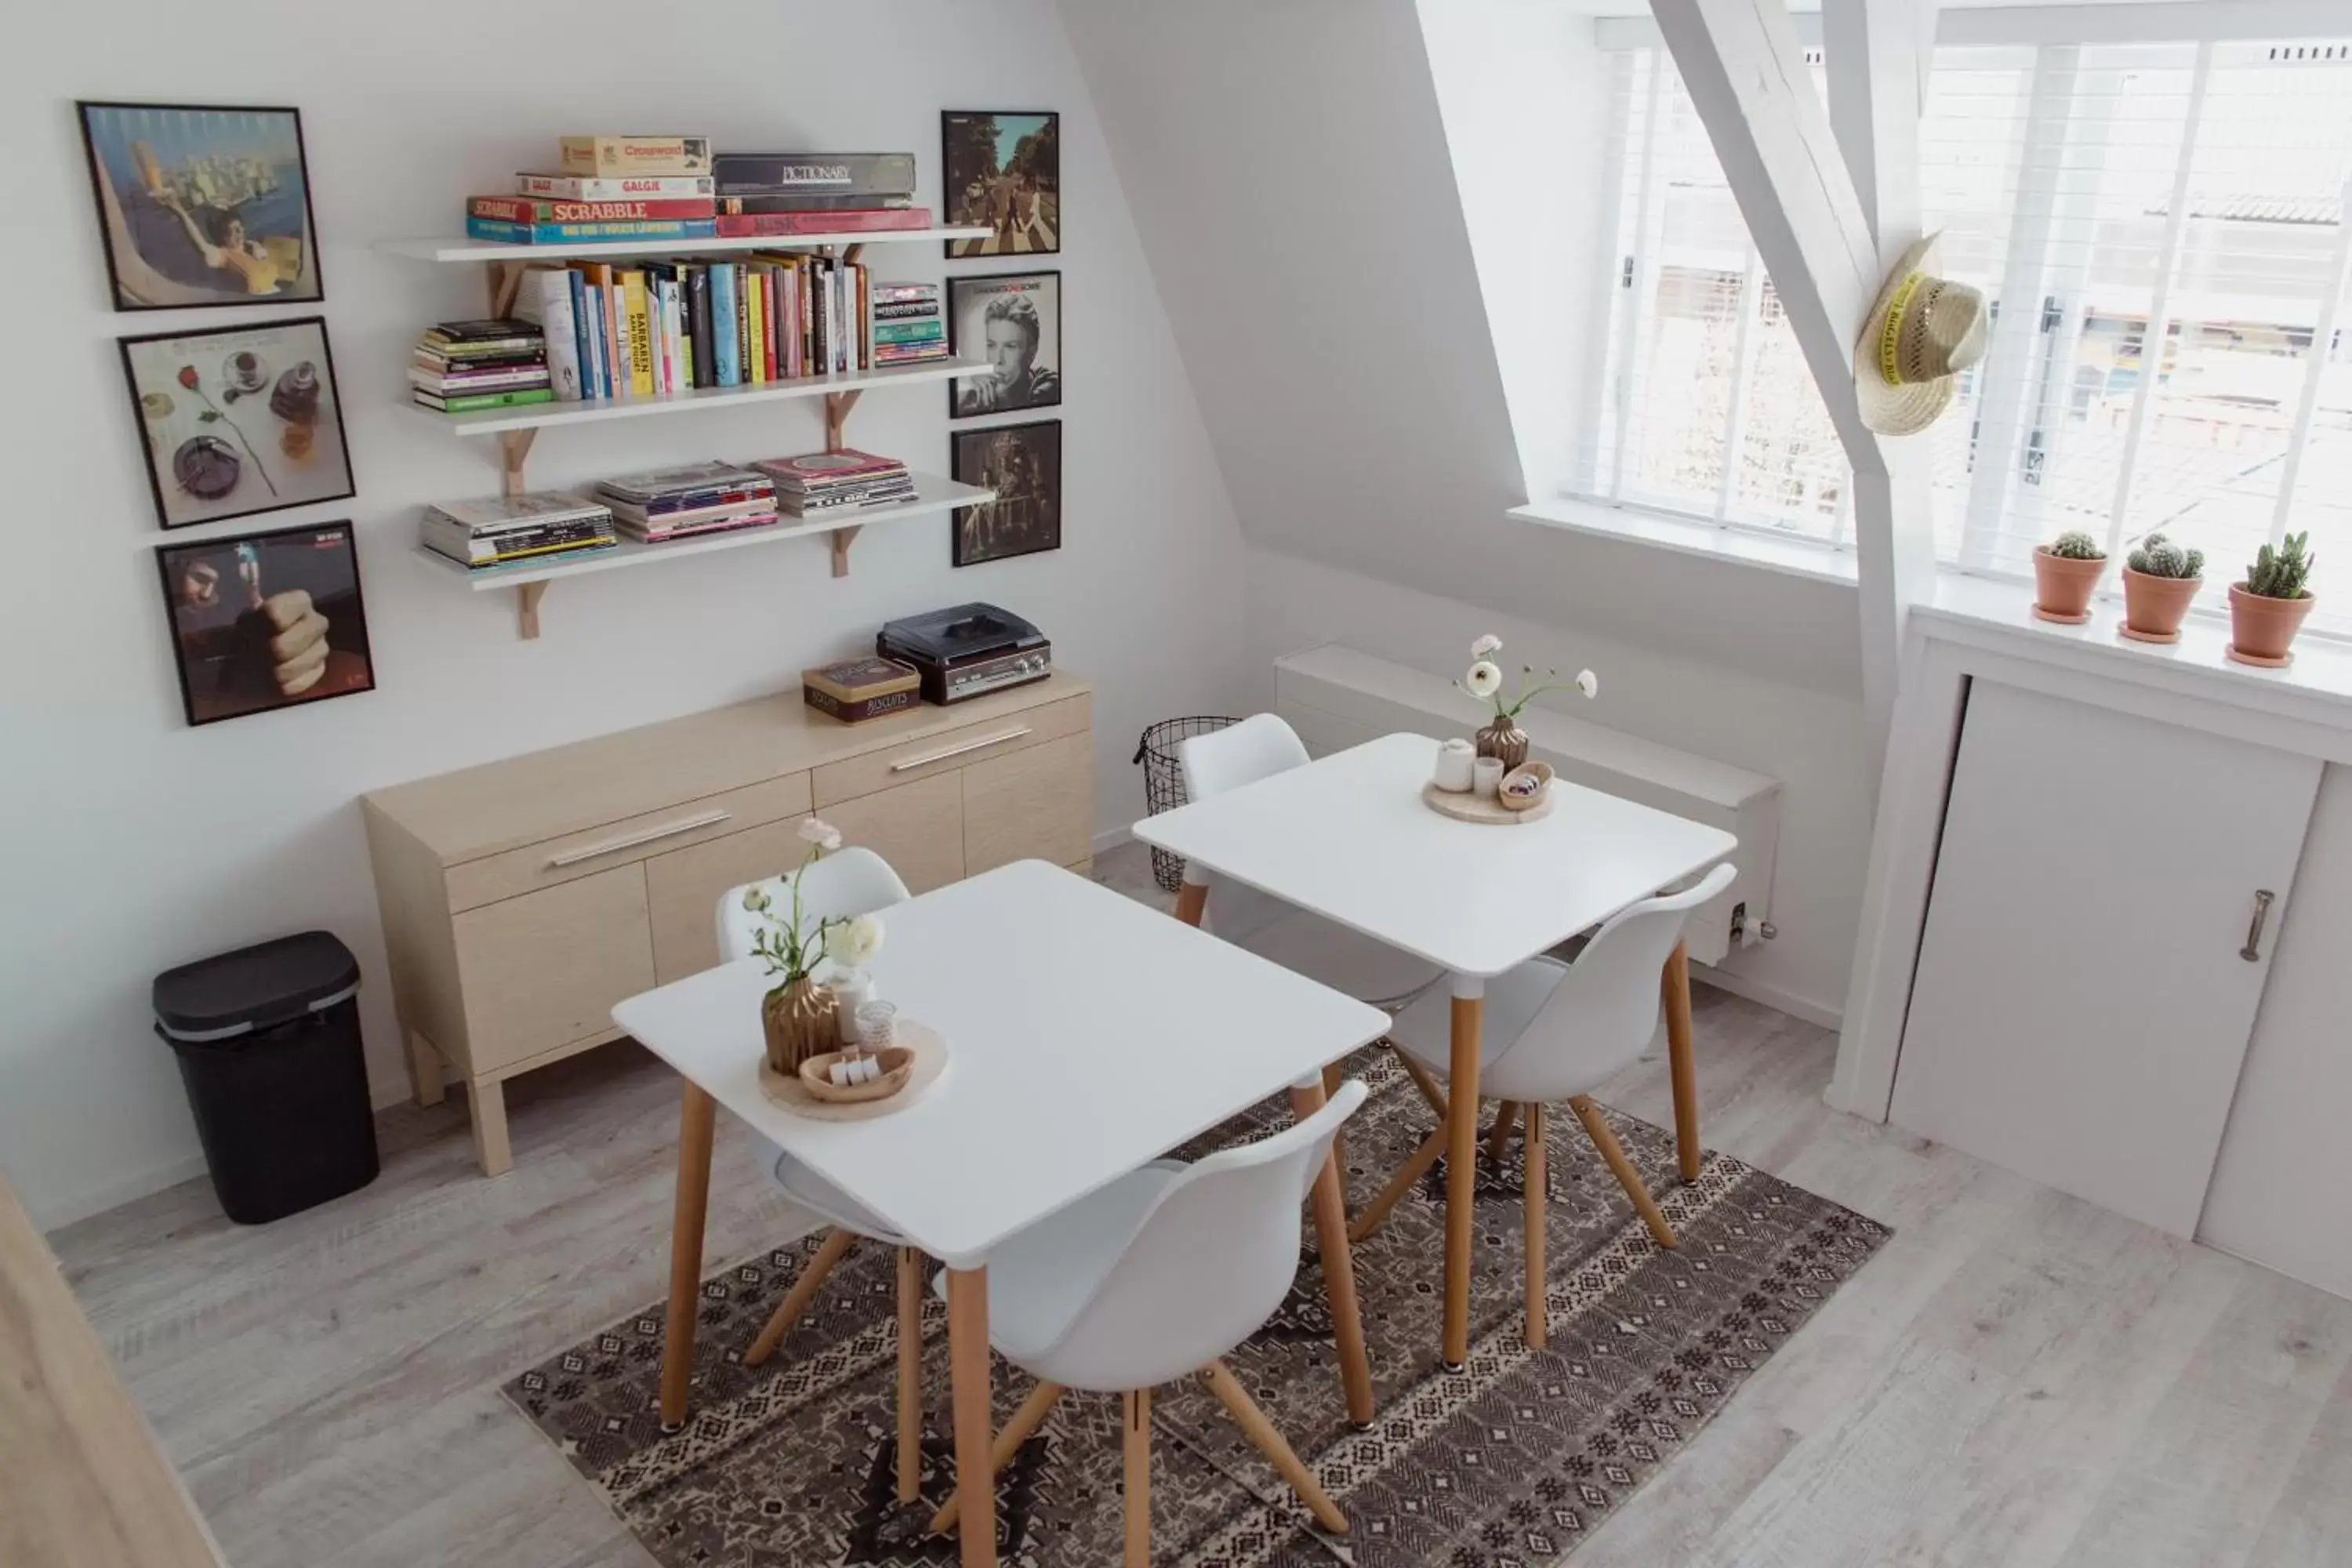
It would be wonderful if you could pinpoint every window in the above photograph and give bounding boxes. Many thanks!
[1583,38,2352,625]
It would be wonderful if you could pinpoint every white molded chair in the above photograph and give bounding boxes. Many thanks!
[928,1080,1367,1562]
[1175,715,1445,1009]
[1370,863,1737,1346]
[716,846,927,1499]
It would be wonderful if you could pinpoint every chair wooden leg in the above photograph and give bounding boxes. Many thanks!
[1174,880,1209,927]
[1323,1061,1349,1205]
[744,1229,857,1367]
[1289,1077,1375,1425]
[1486,1102,1521,1163]
[1570,1096,1676,1249]
[928,1379,1065,1534]
[1202,1361,1347,1534]
[1124,1388,1152,1568]
[1392,1048,1451,1121]
[896,1247,924,1504]
[1663,938,1702,1182]
[1523,1104,1547,1348]
[1347,1124,1446,1245]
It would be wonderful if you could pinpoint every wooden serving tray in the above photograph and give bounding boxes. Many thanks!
[758,1020,949,1120]
[1422,781,1553,826]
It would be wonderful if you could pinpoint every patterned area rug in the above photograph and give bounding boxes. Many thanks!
[505,1050,1889,1565]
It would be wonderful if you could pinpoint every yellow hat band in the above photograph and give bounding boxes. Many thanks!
[1878,270,1929,388]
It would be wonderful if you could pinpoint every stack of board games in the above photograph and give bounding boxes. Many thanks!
[412,320,550,414]
[419,492,618,571]
[869,282,946,366]
[471,136,718,245]
[709,151,930,239]
[753,449,916,517]
[593,461,779,543]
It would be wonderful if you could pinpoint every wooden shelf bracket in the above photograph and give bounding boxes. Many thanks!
[516,579,550,641]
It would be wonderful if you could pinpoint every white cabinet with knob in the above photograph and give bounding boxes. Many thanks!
[1837,579,2352,1296]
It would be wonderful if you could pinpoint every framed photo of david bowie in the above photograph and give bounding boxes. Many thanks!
[154,521,376,727]
[949,271,1061,418]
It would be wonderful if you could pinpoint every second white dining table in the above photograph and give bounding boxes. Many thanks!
[1132,731,1739,1367]
[613,858,1390,1568]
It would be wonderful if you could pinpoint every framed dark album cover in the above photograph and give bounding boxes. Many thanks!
[78,101,325,310]
[942,111,1060,257]
[120,316,355,530]
[154,521,376,728]
[952,419,1062,568]
[949,271,1062,417]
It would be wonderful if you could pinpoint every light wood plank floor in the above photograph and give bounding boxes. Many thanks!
[48,845,2352,1568]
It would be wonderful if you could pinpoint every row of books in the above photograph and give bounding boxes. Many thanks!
[418,450,920,572]
[467,140,930,244]
[507,253,888,405]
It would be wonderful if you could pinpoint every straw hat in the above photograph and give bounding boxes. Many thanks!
[1853,232,1988,437]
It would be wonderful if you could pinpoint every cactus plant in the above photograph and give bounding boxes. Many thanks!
[2125,533,2204,580]
[2245,532,2315,600]
[2047,530,2105,561]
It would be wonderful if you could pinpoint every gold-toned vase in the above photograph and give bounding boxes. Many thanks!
[1475,717,1530,770]
[762,977,840,1075]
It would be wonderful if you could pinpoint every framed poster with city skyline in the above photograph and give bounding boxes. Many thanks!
[78,101,324,310]
[941,111,1060,258]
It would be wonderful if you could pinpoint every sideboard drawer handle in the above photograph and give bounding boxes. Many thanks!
[547,811,732,868]
[888,726,1034,772]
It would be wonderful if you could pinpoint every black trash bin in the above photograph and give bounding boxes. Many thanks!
[153,931,379,1225]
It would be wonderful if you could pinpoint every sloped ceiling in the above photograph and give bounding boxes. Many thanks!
[1058,0,1865,695]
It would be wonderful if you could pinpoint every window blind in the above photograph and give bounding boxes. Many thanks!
[1584,38,2352,624]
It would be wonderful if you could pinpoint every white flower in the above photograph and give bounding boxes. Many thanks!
[1465,660,1503,699]
[797,817,844,852]
[825,914,885,970]
[1471,633,1502,658]
[1576,669,1599,699]
[741,884,771,913]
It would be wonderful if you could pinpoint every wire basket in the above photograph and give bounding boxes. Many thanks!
[1132,716,1240,893]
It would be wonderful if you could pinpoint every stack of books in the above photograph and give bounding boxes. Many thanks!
[412,320,550,413]
[471,136,717,245]
[515,253,873,403]
[753,449,916,517]
[594,461,779,543]
[711,152,930,239]
[870,283,947,367]
[420,492,618,571]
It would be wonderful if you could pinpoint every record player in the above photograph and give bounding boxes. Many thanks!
[877,603,1051,705]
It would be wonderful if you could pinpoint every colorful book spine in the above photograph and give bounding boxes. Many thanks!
[416,387,557,412]
[711,264,740,387]
[711,209,931,238]
[522,270,583,401]
[465,216,720,245]
[762,270,781,382]
[518,172,717,199]
[746,269,767,385]
[471,196,717,223]
[622,271,653,397]
[560,136,713,176]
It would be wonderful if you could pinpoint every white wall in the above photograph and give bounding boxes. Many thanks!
[0,0,1250,1229]
[1065,0,1877,1017]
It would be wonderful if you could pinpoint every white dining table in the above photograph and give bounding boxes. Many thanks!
[1131,731,1739,1367]
[612,857,1390,1568]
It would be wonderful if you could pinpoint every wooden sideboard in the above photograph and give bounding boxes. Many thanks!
[363,673,1094,1174]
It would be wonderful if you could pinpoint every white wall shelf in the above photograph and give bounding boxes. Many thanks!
[376,225,991,265]
[404,356,985,437]
[418,473,993,638]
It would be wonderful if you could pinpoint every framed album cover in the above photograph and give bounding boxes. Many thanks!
[949,270,1062,417]
[155,521,376,727]
[120,316,355,529]
[942,111,1060,257]
[78,101,324,310]
[953,419,1062,567]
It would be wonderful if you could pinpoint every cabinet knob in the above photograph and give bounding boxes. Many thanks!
[2240,889,2276,963]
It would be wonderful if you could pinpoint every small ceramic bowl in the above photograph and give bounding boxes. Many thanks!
[799,1046,916,1103]
[1497,760,1555,812]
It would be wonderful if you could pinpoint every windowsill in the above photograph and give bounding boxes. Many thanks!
[1509,497,1862,587]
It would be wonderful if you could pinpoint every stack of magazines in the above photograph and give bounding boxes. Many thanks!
[421,492,618,571]
[593,461,778,543]
[753,449,916,517]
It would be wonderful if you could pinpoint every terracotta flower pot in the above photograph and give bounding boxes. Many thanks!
[2227,583,2316,666]
[1475,717,1530,769]
[762,976,839,1074]
[2119,568,2201,642]
[2031,546,2107,623]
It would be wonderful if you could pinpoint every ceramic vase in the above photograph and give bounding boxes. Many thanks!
[763,976,839,1075]
[1475,716,1530,769]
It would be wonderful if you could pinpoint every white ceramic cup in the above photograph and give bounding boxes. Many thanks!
[1473,757,1505,799]
[1434,737,1476,792]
